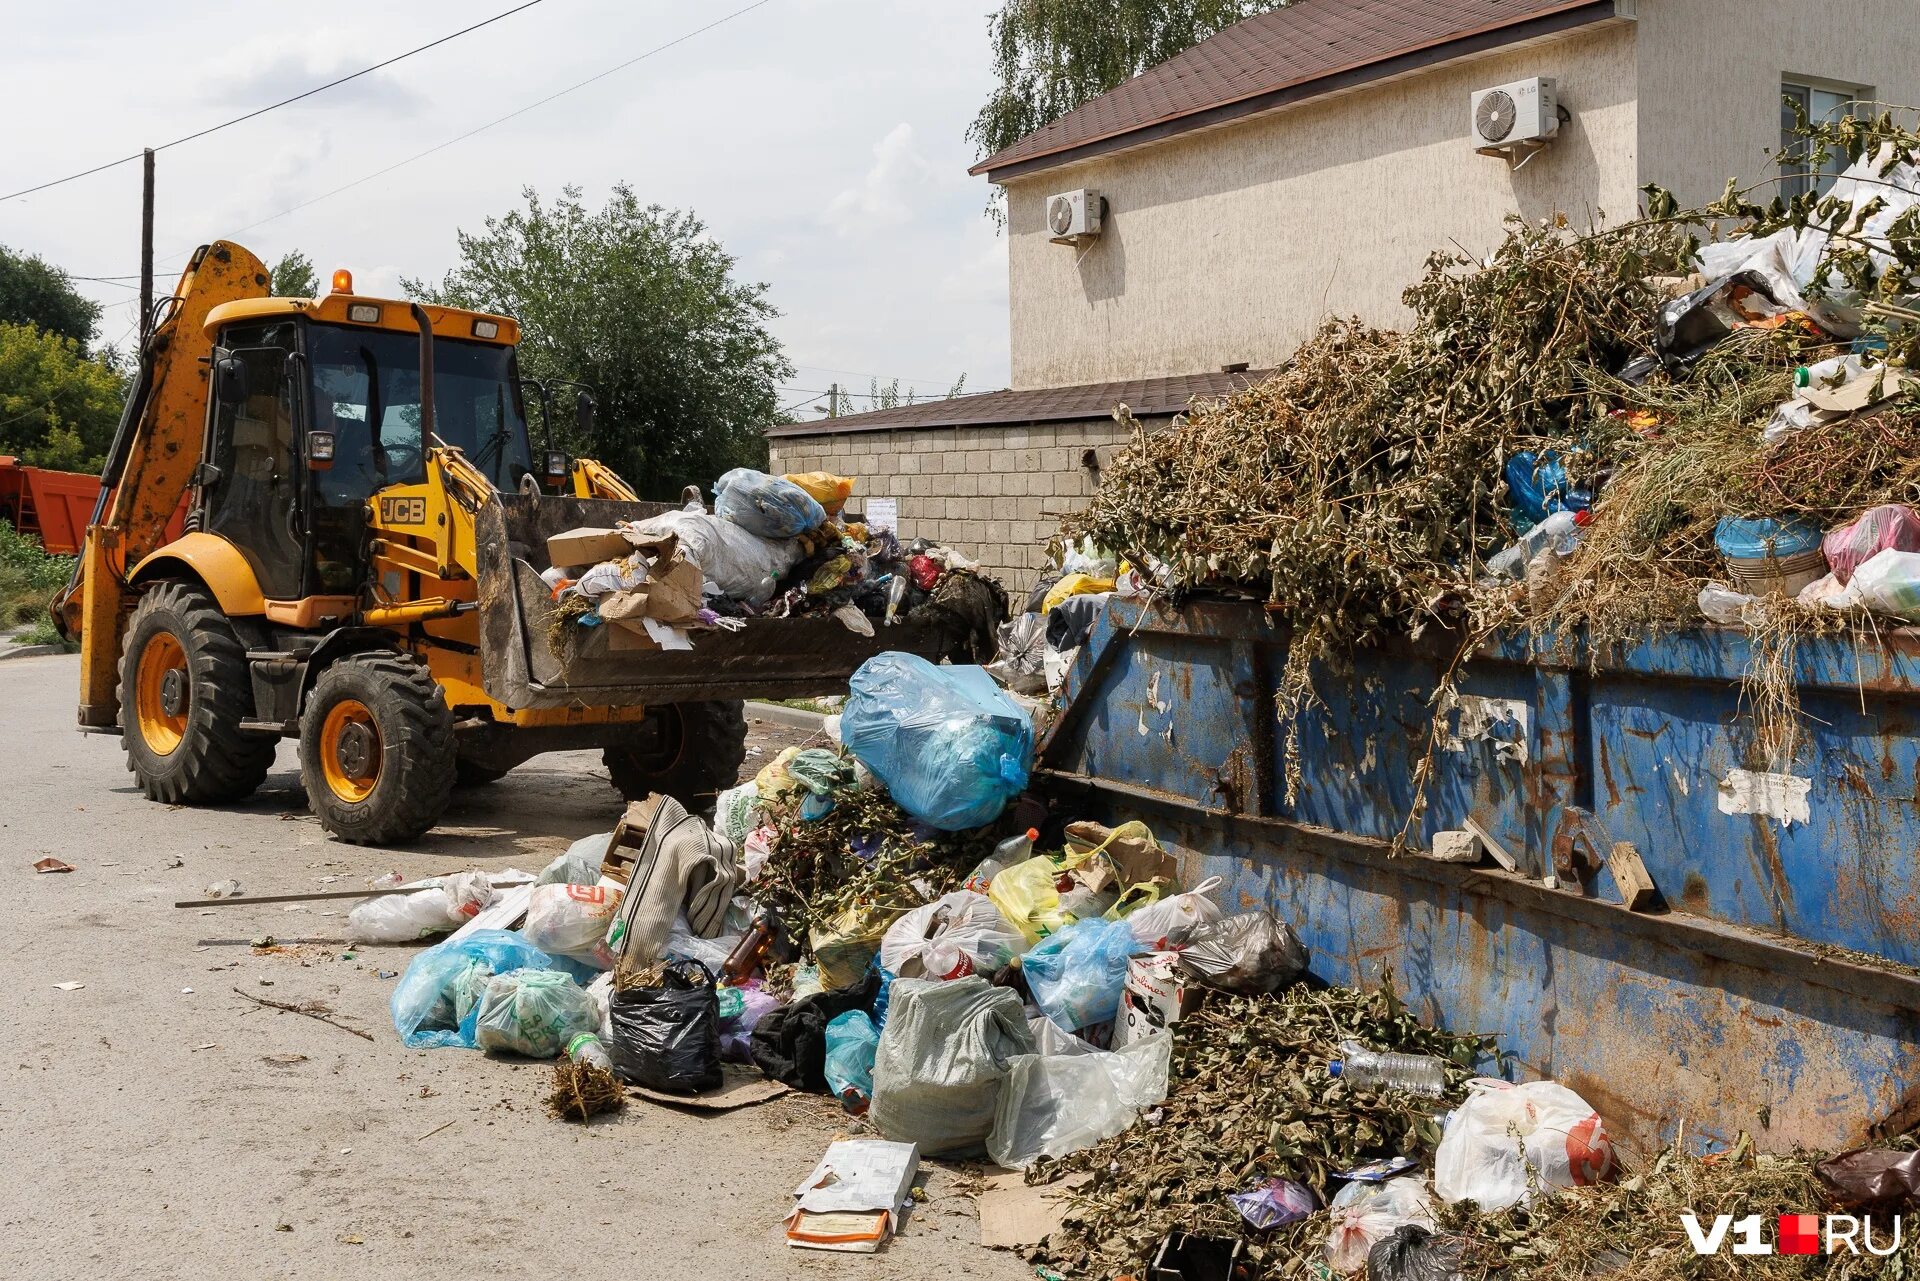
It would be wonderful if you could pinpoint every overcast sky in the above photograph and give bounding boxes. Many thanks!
[0,0,1010,410]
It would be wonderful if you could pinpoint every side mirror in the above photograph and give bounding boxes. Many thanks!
[307,429,336,472]
[214,356,248,408]
[574,391,595,437]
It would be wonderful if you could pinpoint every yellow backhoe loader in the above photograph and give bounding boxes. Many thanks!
[56,242,948,845]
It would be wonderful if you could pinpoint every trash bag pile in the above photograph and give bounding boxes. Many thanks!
[1055,112,1920,782]
[536,468,1006,660]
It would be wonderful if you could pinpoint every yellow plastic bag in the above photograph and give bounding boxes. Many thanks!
[1042,572,1116,613]
[810,902,904,989]
[755,746,802,799]
[783,471,857,516]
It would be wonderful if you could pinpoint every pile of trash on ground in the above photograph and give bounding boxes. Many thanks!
[539,466,1004,660]
[1054,112,1920,780]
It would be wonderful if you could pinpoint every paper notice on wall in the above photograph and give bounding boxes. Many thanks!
[866,497,898,531]
[1716,768,1812,827]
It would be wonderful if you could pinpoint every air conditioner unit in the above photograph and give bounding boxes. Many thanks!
[1470,77,1559,156]
[1047,189,1103,244]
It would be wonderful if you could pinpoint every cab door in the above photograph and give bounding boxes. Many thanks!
[203,321,307,600]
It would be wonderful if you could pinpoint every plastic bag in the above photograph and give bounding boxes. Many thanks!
[1817,1148,1920,1212]
[782,470,856,516]
[715,781,762,847]
[742,826,776,882]
[1060,537,1116,579]
[869,976,1034,1156]
[989,855,1076,945]
[1825,504,1920,586]
[390,929,561,1048]
[606,960,723,1093]
[1697,582,1756,626]
[985,613,1047,695]
[823,1010,880,1110]
[714,467,826,538]
[537,834,606,886]
[474,968,599,1057]
[1326,1176,1436,1274]
[624,509,802,605]
[878,890,1026,980]
[1228,1178,1318,1231]
[1847,548,1920,620]
[811,902,907,990]
[1366,1226,1465,1281]
[572,552,648,601]
[348,869,493,943]
[841,652,1034,831]
[719,982,781,1063]
[987,1035,1170,1168]
[1022,917,1144,1030]
[1122,875,1225,949]
[664,912,742,975]
[1177,911,1309,994]
[1042,572,1117,614]
[521,882,624,967]
[1432,1079,1616,1211]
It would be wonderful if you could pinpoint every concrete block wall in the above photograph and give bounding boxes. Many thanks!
[768,415,1147,598]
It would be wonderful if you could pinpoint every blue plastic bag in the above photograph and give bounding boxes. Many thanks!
[1021,917,1145,1030]
[1504,451,1590,529]
[1715,516,1823,561]
[390,929,561,1049]
[841,652,1034,831]
[823,1010,880,1110]
[714,468,826,539]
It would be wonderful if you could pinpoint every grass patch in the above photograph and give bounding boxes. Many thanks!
[0,521,75,647]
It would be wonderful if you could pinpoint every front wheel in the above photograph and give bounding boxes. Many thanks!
[299,652,455,845]
[602,700,748,815]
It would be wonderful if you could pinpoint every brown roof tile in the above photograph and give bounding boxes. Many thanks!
[765,368,1269,439]
[972,0,1616,179]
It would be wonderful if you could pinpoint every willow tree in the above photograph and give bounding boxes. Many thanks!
[966,1,1293,164]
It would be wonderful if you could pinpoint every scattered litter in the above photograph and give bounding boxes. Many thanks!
[204,879,242,899]
[32,857,72,873]
[786,1138,919,1253]
[53,981,84,991]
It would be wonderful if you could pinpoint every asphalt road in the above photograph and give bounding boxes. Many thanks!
[1,653,1029,1281]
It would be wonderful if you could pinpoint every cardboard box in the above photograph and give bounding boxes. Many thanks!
[1112,950,1192,1049]
[787,1139,919,1253]
[546,526,630,569]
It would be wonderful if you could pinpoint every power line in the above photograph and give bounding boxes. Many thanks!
[0,1,547,204]
[793,364,962,388]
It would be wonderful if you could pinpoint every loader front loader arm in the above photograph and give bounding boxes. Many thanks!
[59,242,270,728]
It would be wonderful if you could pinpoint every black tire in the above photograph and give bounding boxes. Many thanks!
[603,699,748,814]
[299,651,456,845]
[454,758,512,787]
[118,582,278,804]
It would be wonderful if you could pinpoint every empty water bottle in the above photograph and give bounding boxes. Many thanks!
[567,1032,614,1073]
[1328,1041,1447,1096]
[1488,510,1588,580]
[965,828,1039,893]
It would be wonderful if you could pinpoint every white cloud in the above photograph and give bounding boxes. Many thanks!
[824,123,938,236]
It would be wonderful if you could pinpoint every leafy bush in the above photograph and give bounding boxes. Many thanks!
[0,519,74,633]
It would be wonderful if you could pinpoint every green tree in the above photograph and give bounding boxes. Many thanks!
[968,1,1292,166]
[0,245,101,350]
[270,250,318,298]
[405,184,791,499]
[0,322,127,471]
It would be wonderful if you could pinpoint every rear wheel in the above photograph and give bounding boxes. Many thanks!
[118,582,278,803]
[603,700,748,814]
[300,652,455,845]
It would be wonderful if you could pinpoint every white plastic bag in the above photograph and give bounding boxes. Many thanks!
[1325,1176,1436,1274]
[536,833,606,886]
[1432,1079,1616,1211]
[987,1036,1171,1169]
[571,553,648,601]
[742,826,776,883]
[347,870,493,943]
[521,882,624,967]
[1061,537,1117,579]
[879,890,1027,980]
[624,510,802,604]
[1848,548,1920,620]
[869,976,1035,1157]
[1696,582,1756,626]
[473,968,599,1057]
[1124,875,1225,949]
[715,782,762,847]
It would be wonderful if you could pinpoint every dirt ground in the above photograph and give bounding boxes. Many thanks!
[1,653,1032,1281]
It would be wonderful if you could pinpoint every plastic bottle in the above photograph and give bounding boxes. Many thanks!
[722,915,776,984]
[964,828,1039,893]
[1327,1041,1447,1096]
[567,1032,614,1073]
[1488,509,1589,580]
[1795,353,1873,389]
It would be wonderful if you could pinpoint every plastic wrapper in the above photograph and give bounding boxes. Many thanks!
[1825,504,1920,586]
[1847,547,1920,620]
[823,1010,880,1109]
[1696,582,1756,626]
[520,882,624,967]
[742,826,776,882]
[782,470,856,516]
[1022,917,1144,1030]
[1228,1178,1318,1231]
[714,467,826,538]
[1433,1079,1615,1211]
[348,869,493,943]
[1366,1226,1465,1281]
[1122,875,1225,949]
[623,509,802,605]
[986,1035,1169,1169]
[878,890,1026,980]
[571,553,648,601]
[1177,910,1309,994]
[869,976,1034,1157]
[985,613,1047,695]
[390,929,560,1049]
[537,835,606,886]
[1816,1148,1920,1211]
[606,960,722,1093]
[473,968,598,1058]
[841,652,1034,831]
[1326,1176,1436,1275]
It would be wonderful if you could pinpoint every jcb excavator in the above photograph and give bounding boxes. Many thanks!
[57,242,944,845]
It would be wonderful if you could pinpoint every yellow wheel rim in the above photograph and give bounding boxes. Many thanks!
[320,699,382,803]
[134,632,189,756]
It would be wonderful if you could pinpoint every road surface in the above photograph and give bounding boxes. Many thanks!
[1,654,1029,1281]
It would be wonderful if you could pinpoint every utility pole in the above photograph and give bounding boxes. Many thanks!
[828,382,839,418]
[138,148,154,347]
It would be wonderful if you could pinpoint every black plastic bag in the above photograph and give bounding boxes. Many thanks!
[1817,1148,1920,1211]
[751,970,881,1092]
[1366,1226,1463,1281]
[1177,911,1308,994]
[607,960,722,1094]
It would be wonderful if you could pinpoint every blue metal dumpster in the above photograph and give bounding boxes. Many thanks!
[1035,597,1920,1155]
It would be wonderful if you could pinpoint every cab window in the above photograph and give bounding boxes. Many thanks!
[205,321,303,599]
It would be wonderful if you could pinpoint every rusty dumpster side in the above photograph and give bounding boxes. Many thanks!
[1034,596,1920,1155]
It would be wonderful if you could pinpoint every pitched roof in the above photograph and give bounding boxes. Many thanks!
[765,368,1269,439]
[971,0,1618,180]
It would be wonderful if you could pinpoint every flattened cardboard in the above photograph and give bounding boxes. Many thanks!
[628,1064,790,1111]
[547,526,629,568]
[978,1170,1090,1250]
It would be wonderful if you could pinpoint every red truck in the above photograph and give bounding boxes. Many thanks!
[0,456,185,555]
